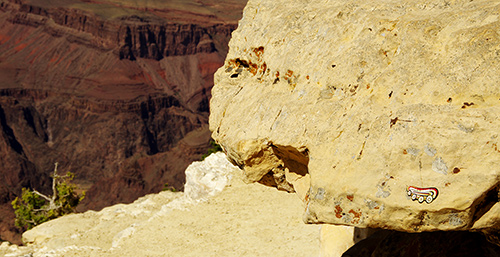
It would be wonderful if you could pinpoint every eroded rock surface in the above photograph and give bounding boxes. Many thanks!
[210,0,500,233]
[0,0,247,243]
[0,153,320,257]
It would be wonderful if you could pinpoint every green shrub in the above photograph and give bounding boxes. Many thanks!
[162,183,177,192]
[11,163,85,231]
[201,140,222,160]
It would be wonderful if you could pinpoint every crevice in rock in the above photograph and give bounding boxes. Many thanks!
[0,105,24,155]
[119,27,136,60]
[469,182,500,229]
[22,106,48,142]
[258,171,278,187]
[269,108,282,131]
[270,144,309,177]
[257,144,309,194]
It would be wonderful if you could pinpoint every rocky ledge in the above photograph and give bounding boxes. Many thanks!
[0,153,320,257]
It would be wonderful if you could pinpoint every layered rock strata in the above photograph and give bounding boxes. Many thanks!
[0,0,246,243]
[210,0,500,235]
[1,0,237,60]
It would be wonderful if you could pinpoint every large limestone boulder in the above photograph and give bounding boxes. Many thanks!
[209,0,500,233]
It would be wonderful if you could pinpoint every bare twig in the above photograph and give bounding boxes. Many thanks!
[51,162,58,204]
[32,190,51,202]
[32,163,61,210]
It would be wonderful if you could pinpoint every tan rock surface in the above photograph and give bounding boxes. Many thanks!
[1,153,320,257]
[319,225,355,257]
[210,0,500,232]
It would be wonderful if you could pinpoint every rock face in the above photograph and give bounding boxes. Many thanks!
[210,0,500,235]
[3,0,236,60]
[0,152,320,256]
[0,0,246,243]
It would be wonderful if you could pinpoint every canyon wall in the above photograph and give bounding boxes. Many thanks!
[210,0,500,254]
[2,0,235,60]
[0,0,246,243]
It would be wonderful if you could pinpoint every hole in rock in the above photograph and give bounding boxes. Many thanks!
[469,183,500,227]
[235,58,250,68]
[462,102,475,108]
[257,144,309,193]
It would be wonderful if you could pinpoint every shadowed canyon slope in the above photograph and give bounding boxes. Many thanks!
[0,0,246,243]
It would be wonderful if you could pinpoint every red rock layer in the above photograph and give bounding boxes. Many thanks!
[3,0,236,60]
[0,0,244,244]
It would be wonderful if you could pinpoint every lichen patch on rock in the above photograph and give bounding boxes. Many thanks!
[209,0,500,233]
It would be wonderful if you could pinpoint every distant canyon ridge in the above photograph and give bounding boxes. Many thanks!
[0,0,246,243]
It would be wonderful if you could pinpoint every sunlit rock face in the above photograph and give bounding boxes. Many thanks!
[0,152,320,257]
[210,0,500,233]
